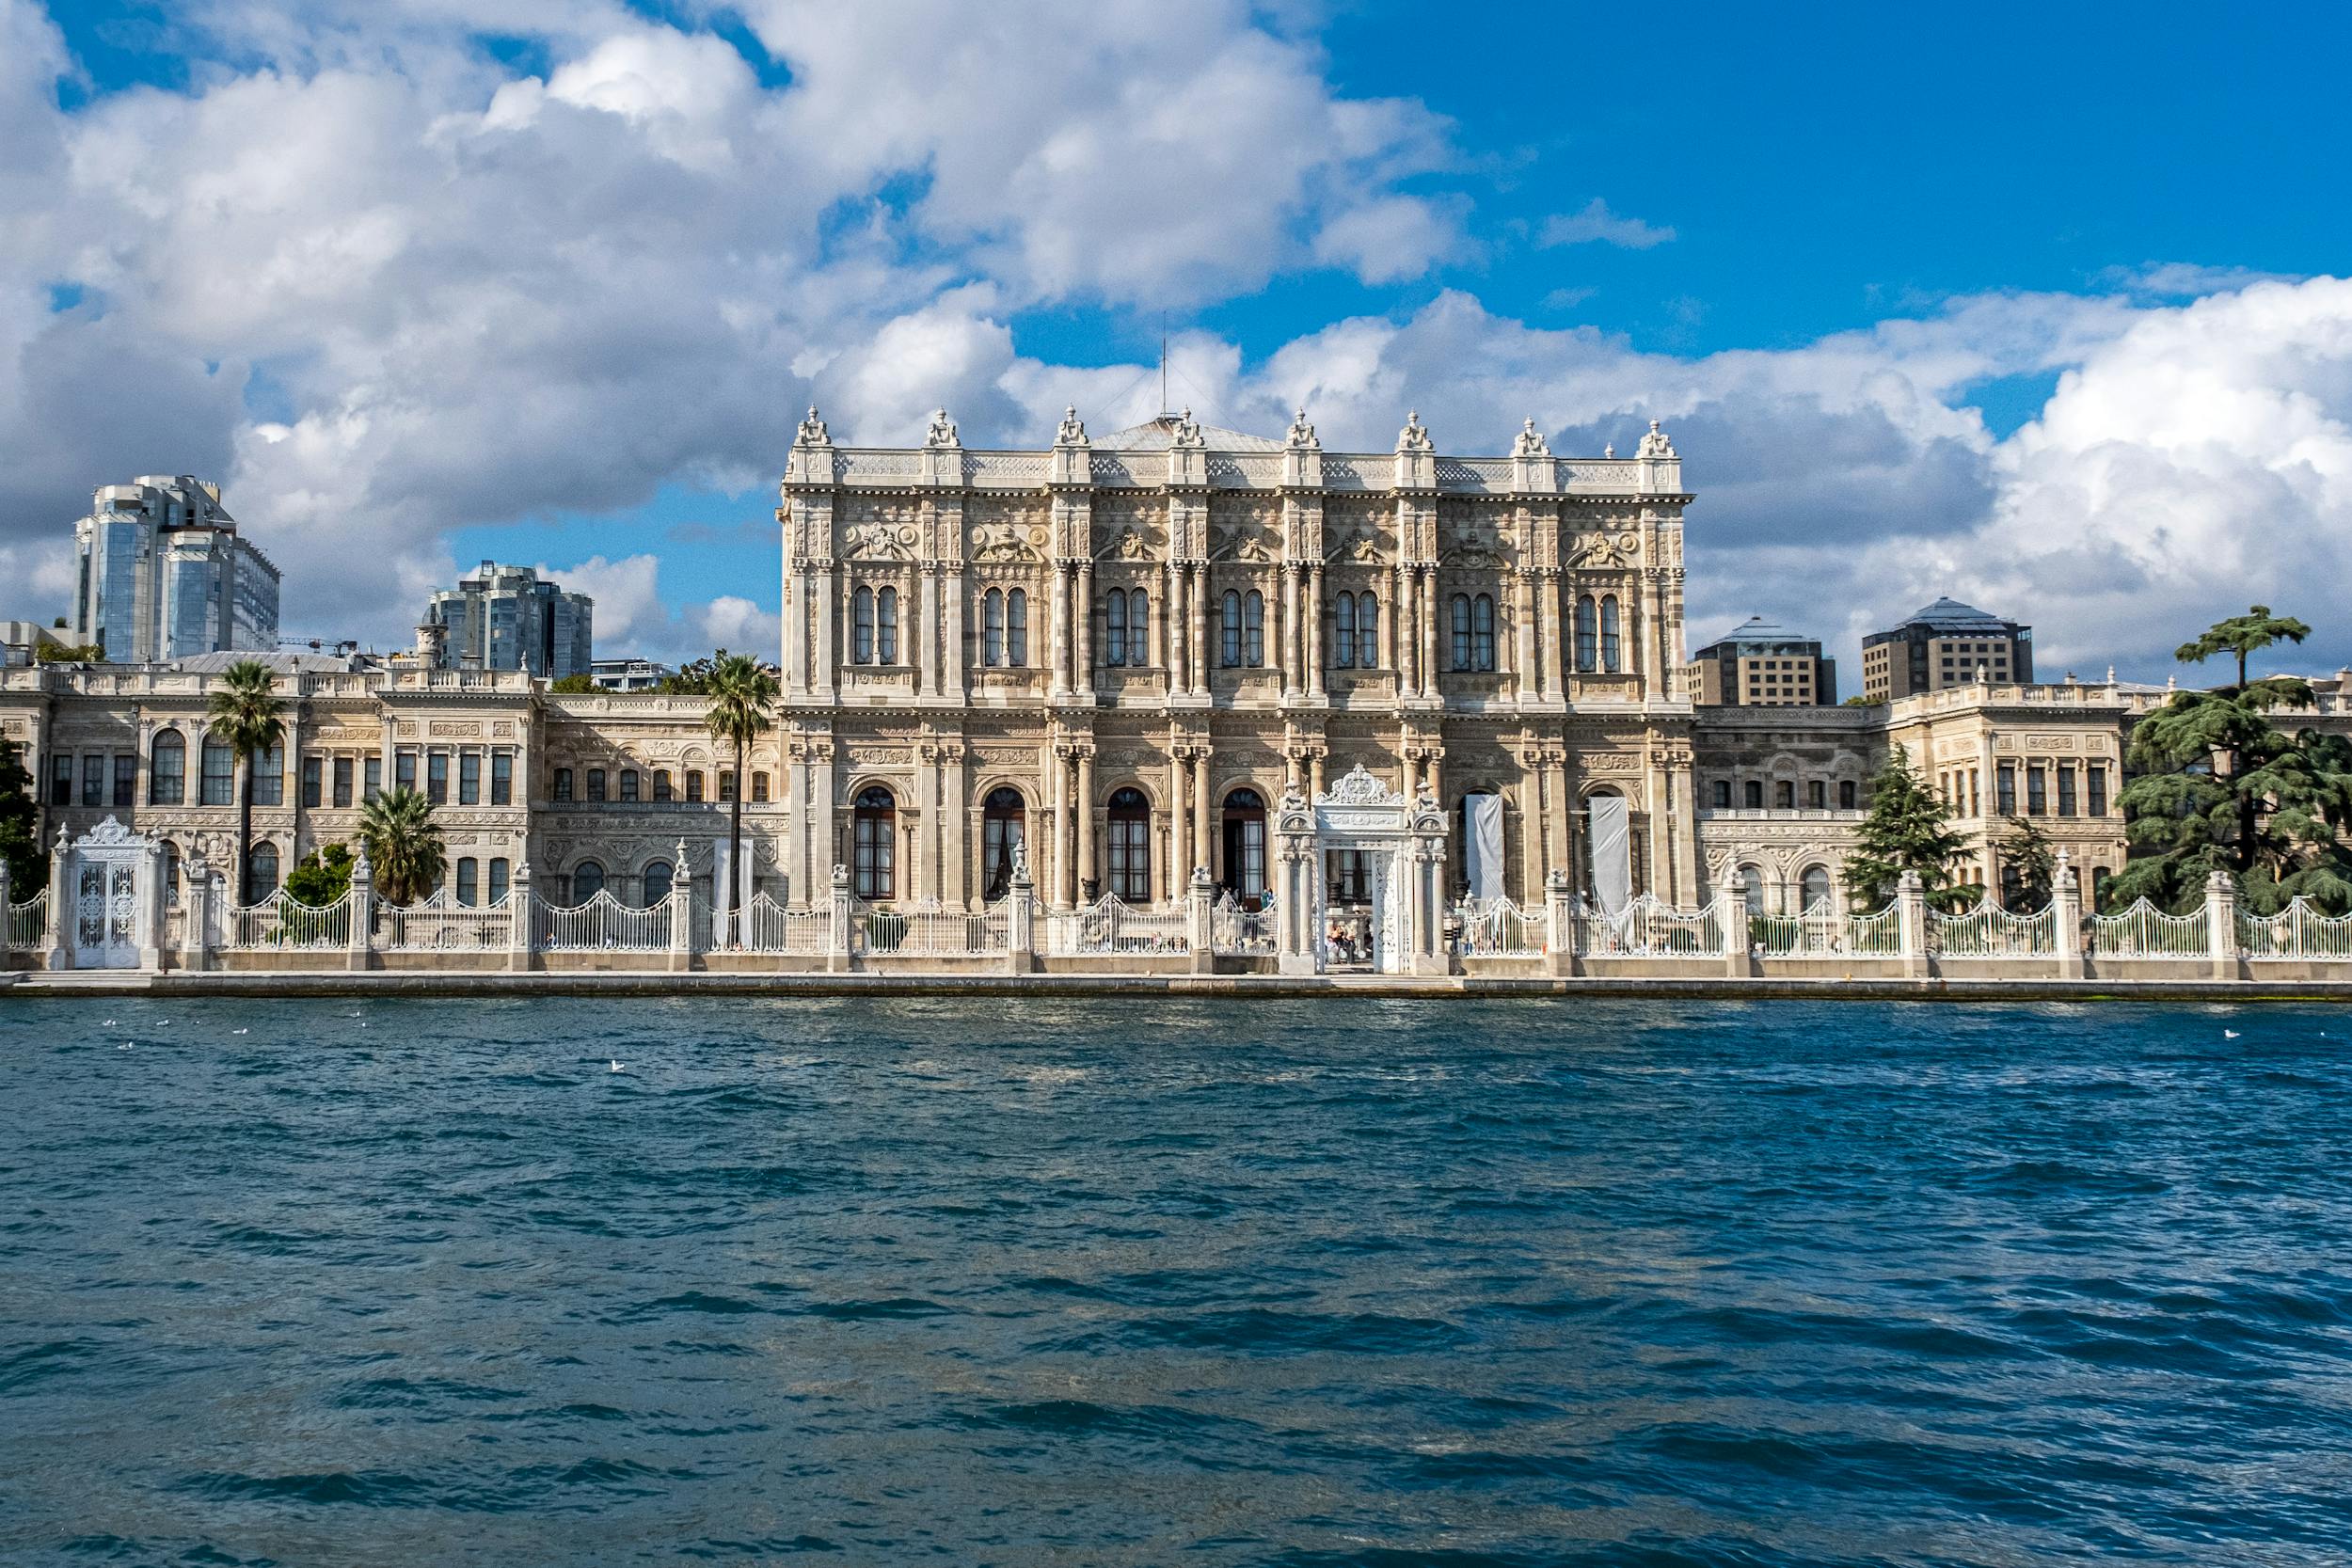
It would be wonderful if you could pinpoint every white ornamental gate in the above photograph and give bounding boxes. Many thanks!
[62,816,162,971]
[1270,765,1449,976]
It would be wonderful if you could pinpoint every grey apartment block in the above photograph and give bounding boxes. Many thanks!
[423,562,595,678]
[72,476,280,661]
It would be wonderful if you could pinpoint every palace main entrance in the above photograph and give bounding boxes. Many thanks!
[1269,765,1450,976]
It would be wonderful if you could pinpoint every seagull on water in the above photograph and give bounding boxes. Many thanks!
[231,1027,249,1036]
[609,1059,626,1073]
[2224,1028,2242,1039]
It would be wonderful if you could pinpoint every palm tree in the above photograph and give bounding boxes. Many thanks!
[703,651,778,942]
[205,659,285,904]
[358,786,446,905]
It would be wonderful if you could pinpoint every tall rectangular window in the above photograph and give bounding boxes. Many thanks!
[2026,765,2047,816]
[2087,764,2107,817]
[201,741,234,806]
[459,752,481,805]
[113,753,135,808]
[302,755,323,809]
[252,745,284,807]
[49,752,71,806]
[2057,764,2076,817]
[364,757,382,802]
[685,771,704,802]
[1839,780,1857,810]
[619,769,639,802]
[652,770,672,801]
[552,768,572,802]
[586,768,606,803]
[333,757,354,808]
[490,752,513,805]
[82,753,104,807]
[455,857,479,907]
[1996,764,2016,816]
[1807,780,1825,810]
[752,772,770,803]
[151,739,185,805]
[488,858,510,905]
[1774,781,1794,809]
[427,752,449,804]
[720,769,737,802]
[396,752,417,793]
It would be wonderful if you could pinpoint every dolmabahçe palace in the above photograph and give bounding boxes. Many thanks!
[10,405,2352,981]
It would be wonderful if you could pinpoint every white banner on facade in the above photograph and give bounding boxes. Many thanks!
[1589,795,1631,915]
[712,836,753,911]
[1463,793,1505,903]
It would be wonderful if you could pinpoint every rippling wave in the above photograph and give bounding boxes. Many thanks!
[6,996,2351,1564]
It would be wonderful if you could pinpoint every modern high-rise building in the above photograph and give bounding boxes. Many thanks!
[1861,597,2032,701]
[422,562,594,679]
[70,476,280,662]
[1688,615,1836,705]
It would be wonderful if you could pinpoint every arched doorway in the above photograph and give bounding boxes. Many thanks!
[981,786,1025,898]
[1105,787,1152,902]
[853,786,897,899]
[1220,787,1266,905]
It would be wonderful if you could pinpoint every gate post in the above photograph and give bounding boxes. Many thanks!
[1275,789,1321,976]
[1005,847,1036,975]
[507,862,535,973]
[827,863,854,974]
[1717,865,1752,978]
[43,825,70,971]
[181,854,212,972]
[346,846,373,974]
[2053,850,2084,979]
[2204,869,2239,983]
[1545,869,1575,976]
[1897,870,1929,980]
[1188,865,1216,974]
[670,838,693,974]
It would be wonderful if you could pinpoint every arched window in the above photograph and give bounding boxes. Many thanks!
[1104,589,1128,667]
[1220,787,1267,904]
[571,860,605,902]
[1472,594,1496,671]
[853,786,897,899]
[1126,589,1149,666]
[877,586,898,664]
[642,860,674,908]
[1600,594,1622,673]
[983,588,1005,666]
[1801,864,1834,912]
[1220,589,1242,667]
[1575,596,1597,673]
[1006,588,1028,666]
[981,786,1025,899]
[151,730,185,804]
[851,585,875,665]
[1332,591,1357,669]
[1357,593,1378,668]
[247,842,279,898]
[1739,863,1767,916]
[1243,590,1263,666]
[1450,594,1472,670]
[1106,787,1151,903]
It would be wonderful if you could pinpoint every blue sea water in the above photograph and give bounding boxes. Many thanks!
[4,998,2351,1566]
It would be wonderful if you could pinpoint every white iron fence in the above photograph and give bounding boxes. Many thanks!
[533,889,673,951]
[1932,900,2058,958]
[2239,898,2352,960]
[2088,898,2207,958]
[739,893,830,955]
[224,888,357,950]
[1577,895,1724,958]
[8,889,45,949]
[1748,908,1848,956]
[376,892,512,951]
[1454,896,1543,958]
[1047,895,1189,956]
[1211,894,1276,957]
[856,899,1005,957]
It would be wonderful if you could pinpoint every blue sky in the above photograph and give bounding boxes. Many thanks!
[9,0,2352,677]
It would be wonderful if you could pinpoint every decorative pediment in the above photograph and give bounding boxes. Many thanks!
[843,520,912,560]
[1234,535,1274,563]
[970,525,1036,563]
[1319,763,1405,809]
[1345,533,1385,563]
[1109,528,1153,561]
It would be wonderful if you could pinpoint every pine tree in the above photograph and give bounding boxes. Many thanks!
[1997,814,2056,908]
[1842,747,1970,911]
[0,735,44,893]
[2110,606,2352,914]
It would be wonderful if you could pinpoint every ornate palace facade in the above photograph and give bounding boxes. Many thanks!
[8,408,2240,939]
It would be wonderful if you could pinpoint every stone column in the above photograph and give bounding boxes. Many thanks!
[1716,863,1750,978]
[1514,571,1536,704]
[1421,567,1440,700]
[1168,748,1190,896]
[2204,868,2238,983]
[508,861,534,973]
[827,863,854,974]
[1048,562,1071,701]
[942,745,968,909]
[1075,749,1096,899]
[2053,849,2084,980]
[1074,562,1094,699]
[1163,559,1183,692]
[817,563,839,701]
[180,853,212,973]
[1190,564,1210,697]
[919,566,941,697]
[1540,570,1565,699]
[1306,566,1326,700]
[347,847,373,974]
[914,745,939,905]
[1193,744,1214,879]
[1897,869,1929,980]
[1279,564,1299,701]
[945,566,968,701]
[1309,750,1327,802]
